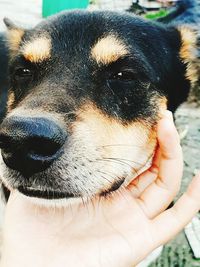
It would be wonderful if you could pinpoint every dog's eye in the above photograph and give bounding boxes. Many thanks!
[110,71,135,82]
[14,68,33,81]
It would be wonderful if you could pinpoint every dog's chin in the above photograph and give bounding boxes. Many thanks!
[17,191,84,207]
[1,177,128,207]
[1,177,126,207]
[2,183,84,207]
[17,186,76,200]
[2,180,124,206]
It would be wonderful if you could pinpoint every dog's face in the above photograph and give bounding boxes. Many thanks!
[0,11,198,202]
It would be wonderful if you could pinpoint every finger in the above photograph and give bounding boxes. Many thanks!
[129,170,157,198]
[134,111,183,218]
[152,172,200,246]
[128,148,161,198]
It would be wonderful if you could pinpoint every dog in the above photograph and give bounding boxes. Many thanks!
[0,0,199,204]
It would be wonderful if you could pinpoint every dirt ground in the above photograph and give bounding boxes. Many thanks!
[149,102,200,267]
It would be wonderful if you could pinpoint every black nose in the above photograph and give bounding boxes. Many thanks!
[0,117,66,177]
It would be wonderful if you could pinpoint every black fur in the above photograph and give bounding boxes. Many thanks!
[0,33,8,123]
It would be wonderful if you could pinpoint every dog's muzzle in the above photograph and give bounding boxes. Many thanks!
[0,116,66,177]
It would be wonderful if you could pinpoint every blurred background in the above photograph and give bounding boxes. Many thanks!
[0,0,179,30]
[0,1,200,266]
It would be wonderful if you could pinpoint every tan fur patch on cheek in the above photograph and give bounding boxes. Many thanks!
[7,91,15,112]
[179,26,200,85]
[6,28,24,55]
[91,35,128,65]
[21,37,51,63]
[74,103,157,172]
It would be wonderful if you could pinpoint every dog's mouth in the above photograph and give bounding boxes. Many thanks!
[2,183,76,201]
[2,176,126,202]
[17,186,76,200]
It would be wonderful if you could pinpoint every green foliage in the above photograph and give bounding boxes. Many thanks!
[145,9,169,20]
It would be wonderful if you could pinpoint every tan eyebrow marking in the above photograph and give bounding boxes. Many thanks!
[91,35,128,65]
[21,37,51,63]
[7,28,24,55]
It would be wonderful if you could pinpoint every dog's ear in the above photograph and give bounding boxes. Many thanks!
[3,18,20,31]
[177,25,200,86]
[3,18,24,56]
[145,24,199,112]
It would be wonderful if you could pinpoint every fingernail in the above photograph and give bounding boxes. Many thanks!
[160,110,173,121]
[164,110,173,120]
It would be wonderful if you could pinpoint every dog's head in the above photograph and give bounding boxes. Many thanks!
[0,11,199,202]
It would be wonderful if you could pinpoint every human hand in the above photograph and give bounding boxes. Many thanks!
[1,111,200,267]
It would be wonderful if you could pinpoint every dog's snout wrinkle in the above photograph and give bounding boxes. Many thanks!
[0,116,66,177]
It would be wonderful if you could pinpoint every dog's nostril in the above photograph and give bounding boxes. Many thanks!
[0,117,66,176]
[28,136,63,157]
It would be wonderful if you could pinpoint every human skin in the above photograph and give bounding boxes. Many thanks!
[1,111,200,267]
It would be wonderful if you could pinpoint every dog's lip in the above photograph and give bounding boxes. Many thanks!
[17,186,75,200]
